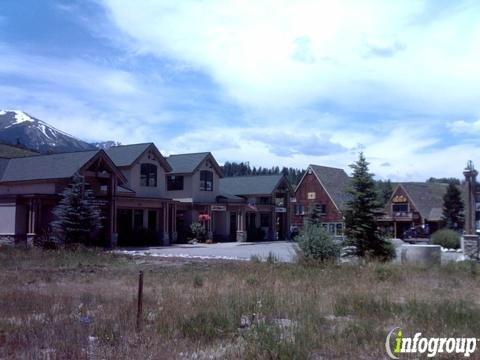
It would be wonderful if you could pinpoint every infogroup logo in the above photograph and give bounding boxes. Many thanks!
[385,327,478,358]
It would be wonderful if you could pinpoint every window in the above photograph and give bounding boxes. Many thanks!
[336,223,344,236]
[328,223,335,235]
[166,175,184,191]
[200,170,213,191]
[392,203,408,213]
[140,163,157,187]
[295,204,306,216]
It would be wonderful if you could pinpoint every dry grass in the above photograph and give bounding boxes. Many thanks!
[1,246,480,359]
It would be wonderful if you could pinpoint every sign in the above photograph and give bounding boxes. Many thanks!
[307,192,316,200]
[392,195,407,203]
[211,205,226,211]
[275,207,287,213]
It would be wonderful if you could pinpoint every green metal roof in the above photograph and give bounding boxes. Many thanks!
[0,150,99,182]
[220,175,285,196]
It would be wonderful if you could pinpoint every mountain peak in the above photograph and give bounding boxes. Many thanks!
[0,110,35,126]
[0,110,96,153]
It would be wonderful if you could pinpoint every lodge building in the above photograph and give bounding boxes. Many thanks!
[0,143,293,245]
[292,165,351,238]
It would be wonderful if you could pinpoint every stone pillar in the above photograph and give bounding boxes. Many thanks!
[171,203,177,243]
[462,161,479,258]
[163,204,170,245]
[236,208,247,242]
[271,208,278,240]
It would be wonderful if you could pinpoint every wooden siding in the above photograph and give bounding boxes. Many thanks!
[292,172,343,227]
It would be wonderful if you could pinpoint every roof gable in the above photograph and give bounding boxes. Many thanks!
[298,165,351,211]
[0,150,127,184]
[395,182,449,221]
[167,152,223,176]
[219,175,288,196]
[0,150,99,183]
[106,143,172,171]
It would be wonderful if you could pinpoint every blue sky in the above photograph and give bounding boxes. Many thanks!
[1,0,480,180]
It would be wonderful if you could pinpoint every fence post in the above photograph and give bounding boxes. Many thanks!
[136,271,144,331]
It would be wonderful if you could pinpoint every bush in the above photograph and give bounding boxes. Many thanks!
[296,224,340,262]
[190,222,206,241]
[432,229,461,249]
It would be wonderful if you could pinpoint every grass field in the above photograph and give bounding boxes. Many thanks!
[0,246,479,359]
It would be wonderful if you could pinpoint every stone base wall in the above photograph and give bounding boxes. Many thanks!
[463,235,480,259]
[0,234,36,247]
[0,235,15,246]
[236,230,247,242]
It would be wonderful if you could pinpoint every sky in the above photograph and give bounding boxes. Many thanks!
[0,0,480,181]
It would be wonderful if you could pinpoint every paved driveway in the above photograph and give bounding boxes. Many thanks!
[116,241,299,262]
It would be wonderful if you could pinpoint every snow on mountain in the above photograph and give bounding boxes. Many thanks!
[0,110,99,154]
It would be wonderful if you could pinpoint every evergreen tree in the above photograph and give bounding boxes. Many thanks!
[442,182,464,231]
[51,174,104,245]
[307,204,325,225]
[344,153,395,260]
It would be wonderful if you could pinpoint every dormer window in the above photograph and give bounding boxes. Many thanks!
[200,170,213,191]
[140,163,157,187]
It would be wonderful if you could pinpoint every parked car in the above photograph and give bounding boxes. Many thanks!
[401,225,430,242]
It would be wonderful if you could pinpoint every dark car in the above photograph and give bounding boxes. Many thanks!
[401,225,430,242]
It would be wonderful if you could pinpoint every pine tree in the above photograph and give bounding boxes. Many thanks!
[344,153,395,260]
[307,204,324,225]
[51,173,104,245]
[442,182,464,231]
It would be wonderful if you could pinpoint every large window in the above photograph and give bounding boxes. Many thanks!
[140,163,157,187]
[200,170,213,191]
[166,175,184,191]
[392,203,408,213]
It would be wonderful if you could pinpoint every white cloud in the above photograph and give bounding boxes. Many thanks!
[448,119,480,134]
[100,0,480,112]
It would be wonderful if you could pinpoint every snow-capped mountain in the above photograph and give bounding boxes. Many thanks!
[0,110,102,153]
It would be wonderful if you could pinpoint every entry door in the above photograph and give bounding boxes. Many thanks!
[229,212,237,241]
[148,210,157,232]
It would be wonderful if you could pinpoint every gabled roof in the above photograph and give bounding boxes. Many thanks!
[166,152,223,176]
[299,165,351,211]
[0,150,126,184]
[0,143,39,158]
[105,143,172,171]
[219,175,287,196]
[395,182,449,221]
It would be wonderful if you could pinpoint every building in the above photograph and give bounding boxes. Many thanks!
[105,143,176,246]
[165,152,225,242]
[0,149,125,245]
[0,143,180,246]
[292,165,351,238]
[164,153,293,242]
[219,175,293,241]
[378,182,458,238]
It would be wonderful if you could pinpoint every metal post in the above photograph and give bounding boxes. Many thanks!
[136,271,144,331]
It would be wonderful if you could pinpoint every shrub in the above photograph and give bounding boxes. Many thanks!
[190,222,206,241]
[431,229,460,249]
[296,224,340,262]
[193,274,204,288]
